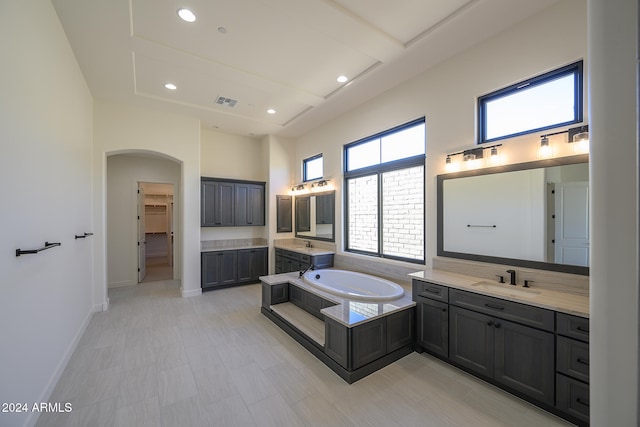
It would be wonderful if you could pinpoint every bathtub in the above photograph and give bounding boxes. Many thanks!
[302,269,404,301]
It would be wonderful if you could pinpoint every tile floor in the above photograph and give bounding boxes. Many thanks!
[36,280,574,427]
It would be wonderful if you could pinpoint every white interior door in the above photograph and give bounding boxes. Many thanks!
[554,181,589,266]
[137,186,146,282]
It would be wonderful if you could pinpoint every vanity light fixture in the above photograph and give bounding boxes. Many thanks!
[445,144,501,171]
[177,8,196,23]
[310,179,333,192]
[290,183,309,195]
[568,125,590,153]
[538,135,552,158]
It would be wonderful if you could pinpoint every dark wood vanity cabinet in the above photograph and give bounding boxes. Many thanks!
[412,278,591,424]
[449,289,555,406]
[201,250,238,289]
[202,247,267,291]
[201,178,265,227]
[413,280,449,358]
[555,313,590,425]
[237,248,268,284]
[274,248,334,274]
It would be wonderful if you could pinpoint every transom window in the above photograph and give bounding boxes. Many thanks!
[344,118,425,263]
[478,61,583,144]
[303,154,323,182]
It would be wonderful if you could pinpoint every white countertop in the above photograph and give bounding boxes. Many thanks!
[274,243,335,256]
[409,269,589,318]
[260,272,415,327]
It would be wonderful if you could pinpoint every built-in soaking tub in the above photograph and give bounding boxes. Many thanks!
[303,269,404,301]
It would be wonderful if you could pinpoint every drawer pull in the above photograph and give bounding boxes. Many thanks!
[576,325,589,333]
[576,397,590,407]
[576,357,590,366]
[487,321,494,327]
[442,308,447,312]
[494,322,501,329]
[485,303,504,311]
[424,288,441,294]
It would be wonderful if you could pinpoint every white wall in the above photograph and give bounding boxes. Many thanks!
[0,1,94,426]
[93,100,201,299]
[200,128,269,242]
[292,0,587,270]
[264,135,296,272]
[106,155,180,287]
[588,0,639,424]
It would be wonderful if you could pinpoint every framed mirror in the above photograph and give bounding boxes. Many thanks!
[437,154,589,275]
[295,190,335,242]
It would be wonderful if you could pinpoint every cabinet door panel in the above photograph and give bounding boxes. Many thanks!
[417,297,448,358]
[494,319,555,405]
[351,318,387,370]
[449,306,494,378]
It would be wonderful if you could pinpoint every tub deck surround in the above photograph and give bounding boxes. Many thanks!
[260,271,416,383]
[409,269,589,318]
[260,272,415,327]
[201,237,268,252]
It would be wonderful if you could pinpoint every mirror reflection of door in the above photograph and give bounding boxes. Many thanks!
[554,182,589,266]
[138,182,175,283]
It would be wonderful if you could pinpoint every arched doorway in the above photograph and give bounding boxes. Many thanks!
[105,151,182,290]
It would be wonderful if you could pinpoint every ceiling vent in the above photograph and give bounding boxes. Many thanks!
[215,96,238,108]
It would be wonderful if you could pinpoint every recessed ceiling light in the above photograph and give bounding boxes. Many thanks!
[218,26,227,34]
[164,83,177,90]
[267,108,276,114]
[177,8,196,23]
[337,75,348,83]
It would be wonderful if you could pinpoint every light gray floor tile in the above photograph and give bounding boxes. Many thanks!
[35,281,573,427]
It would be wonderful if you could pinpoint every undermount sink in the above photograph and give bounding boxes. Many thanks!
[471,281,541,298]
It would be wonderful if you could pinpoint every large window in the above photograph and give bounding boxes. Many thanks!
[478,61,583,144]
[344,118,425,263]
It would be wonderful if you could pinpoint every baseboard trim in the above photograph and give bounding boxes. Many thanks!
[181,287,202,298]
[26,304,94,427]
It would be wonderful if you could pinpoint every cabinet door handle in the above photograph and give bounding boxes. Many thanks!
[576,398,590,407]
[424,288,441,294]
[487,321,494,327]
[442,308,447,312]
[494,323,501,329]
[576,326,589,333]
[576,357,590,366]
[485,303,504,311]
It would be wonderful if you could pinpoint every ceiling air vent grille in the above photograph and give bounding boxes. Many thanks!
[215,96,238,108]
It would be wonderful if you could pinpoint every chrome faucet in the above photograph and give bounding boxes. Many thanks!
[304,240,311,248]
[506,269,517,286]
[299,264,315,278]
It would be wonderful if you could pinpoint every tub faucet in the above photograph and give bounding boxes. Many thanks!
[506,269,517,286]
[299,264,315,278]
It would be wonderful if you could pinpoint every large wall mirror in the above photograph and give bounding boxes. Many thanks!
[295,190,335,242]
[437,154,589,275]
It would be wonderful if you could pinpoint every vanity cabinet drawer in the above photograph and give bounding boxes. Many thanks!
[556,374,590,424]
[412,279,448,303]
[300,254,311,264]
[557,313,589,343]
[557,336,590,383]
[449,289,554,332]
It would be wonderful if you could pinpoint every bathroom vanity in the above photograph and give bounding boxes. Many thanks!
[201,240,268,291]
[260,272,415,383]
[410,269,589,426]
